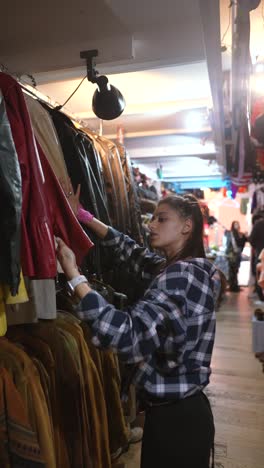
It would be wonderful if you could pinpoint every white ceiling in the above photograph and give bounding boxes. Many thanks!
[36,61,212,135]
[0,0,227,182]
[0,0,205,75]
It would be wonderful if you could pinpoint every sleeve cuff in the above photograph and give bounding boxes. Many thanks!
[101,227,122,246]
[80,290,107,312]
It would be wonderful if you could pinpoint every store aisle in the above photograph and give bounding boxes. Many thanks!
[120,289,264,468]
[208,289,264,468]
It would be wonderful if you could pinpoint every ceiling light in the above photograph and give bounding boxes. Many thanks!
[80,49,125,120]
[185,112,204,131]
[254,62,264,73]
[250,73,264,95]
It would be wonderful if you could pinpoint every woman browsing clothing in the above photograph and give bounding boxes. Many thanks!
[57,192,219,468]
[225,221,247,292]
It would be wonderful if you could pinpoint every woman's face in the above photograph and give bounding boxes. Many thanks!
[233,222,240,231]
[149,203,192,255]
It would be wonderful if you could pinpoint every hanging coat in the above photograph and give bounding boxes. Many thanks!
[0,72,93,281]
[0,88,22,295]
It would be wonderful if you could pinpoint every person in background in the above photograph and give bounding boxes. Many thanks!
[249,212,264,302]
[57,191,219,468]
[225,221,247,292]
[256,249,264,290]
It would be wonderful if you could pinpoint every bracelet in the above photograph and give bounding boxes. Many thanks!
[77,206,94,223]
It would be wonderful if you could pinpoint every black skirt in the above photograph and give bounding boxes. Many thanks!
[140,391,214,468]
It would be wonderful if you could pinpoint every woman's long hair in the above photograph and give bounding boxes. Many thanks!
[231,221,239,232]
[158,194,205,261]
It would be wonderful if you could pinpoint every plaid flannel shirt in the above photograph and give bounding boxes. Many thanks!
[78,228,219,399]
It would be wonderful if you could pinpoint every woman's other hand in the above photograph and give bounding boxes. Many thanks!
[56,237,79,279]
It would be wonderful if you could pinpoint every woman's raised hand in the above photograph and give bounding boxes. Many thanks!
[60,177,81,217]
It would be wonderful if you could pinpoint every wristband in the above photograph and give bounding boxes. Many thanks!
[77,206,94,223]
[67,275,88,293]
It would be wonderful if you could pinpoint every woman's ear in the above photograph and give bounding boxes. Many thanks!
[182,218,192,235]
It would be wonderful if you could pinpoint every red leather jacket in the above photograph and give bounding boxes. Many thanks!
[0,73,93,279]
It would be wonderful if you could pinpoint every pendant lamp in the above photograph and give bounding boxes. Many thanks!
[80,49,125,120]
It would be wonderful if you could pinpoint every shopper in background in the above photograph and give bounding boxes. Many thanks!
[225,221,247,292]
[256,249,264,290]
[249,211,264,302]
[57,192,219,468]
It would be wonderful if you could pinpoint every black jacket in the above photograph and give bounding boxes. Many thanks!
[249,219,264,255]
[0,91,22,294]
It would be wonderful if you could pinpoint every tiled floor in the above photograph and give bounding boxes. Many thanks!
[120,289,264,468]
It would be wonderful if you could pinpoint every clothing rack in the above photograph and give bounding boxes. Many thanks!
[0,63,90,130]
[20,81,89,130]
[0,68,142,467]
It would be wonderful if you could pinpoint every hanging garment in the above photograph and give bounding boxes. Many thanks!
[77,132,111,224]
[81,322,129,455]
[8,322,93,468]
[57,326,91,468]
[41,106,96,212]
[81,129,110,216]
[118,361,137,425]
[0,73,93,280]
[23,279,56,320]
[106,139,131,232]
[0,289,7,337]
[56,314,112,468]
[0,72,56,279]
[6,328,70,468]
[251,187,264,213]
[31,357,53,422]
[97,136,130,233]
[37,142,93,264]
[44,106,114,278]
[25,94,72,195]
[0,89,22,295]
[85,132,121,229]
[38,108,112,277]
[233,113,255,182]
[249,218,264,256]
[0,339,56,468]
[0,272,29,336]
[240,197,249,215]
[3,272,29,305]
[6,278,57,325]
[251,96,264,142]
[0,367,45,468]
[117,143,143,244]
[98,349,129,454]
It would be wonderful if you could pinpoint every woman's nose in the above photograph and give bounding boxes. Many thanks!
[149,220,157,231]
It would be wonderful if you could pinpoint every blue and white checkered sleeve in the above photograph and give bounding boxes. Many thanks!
[77,286,187,363]
[101,227,164,279]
